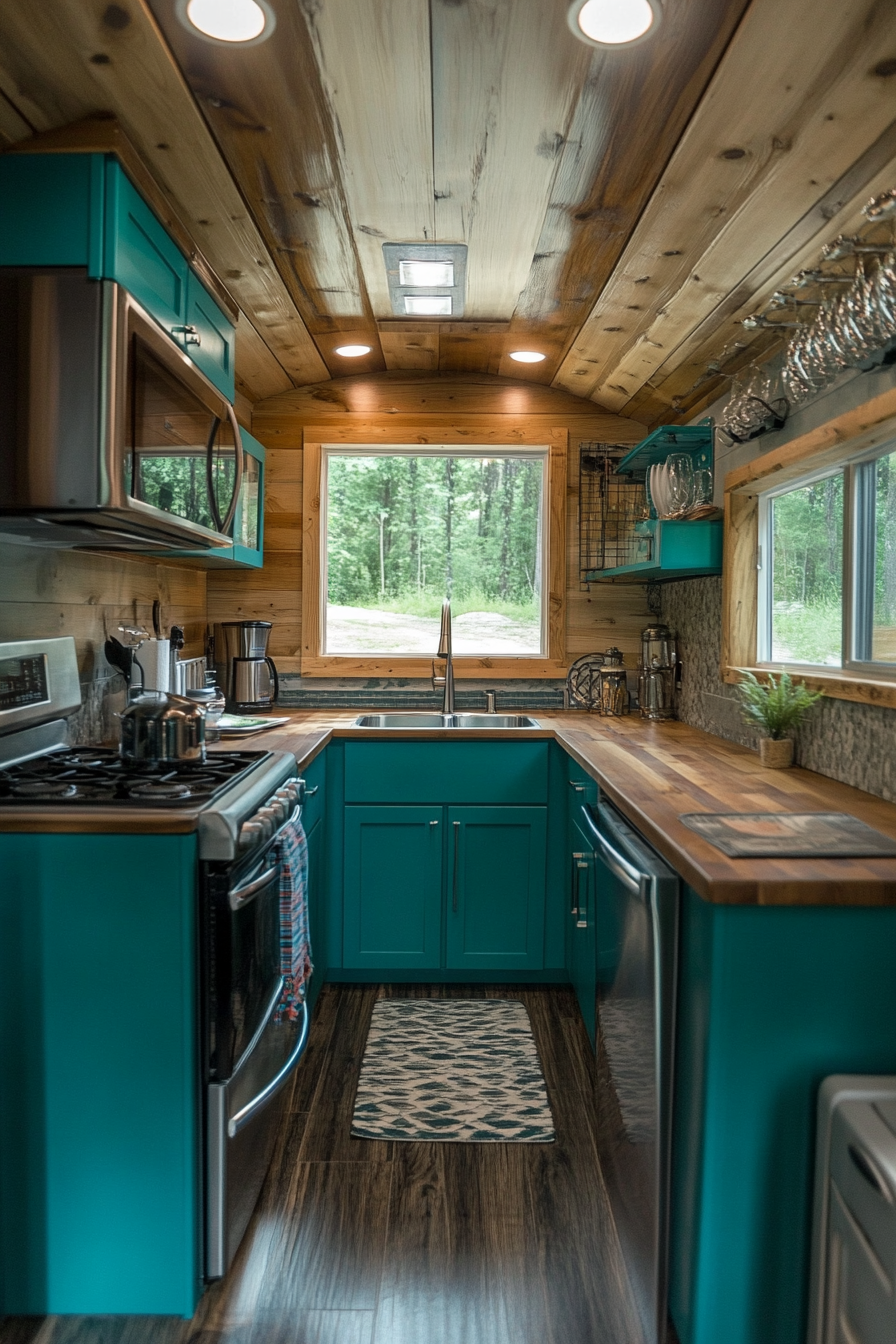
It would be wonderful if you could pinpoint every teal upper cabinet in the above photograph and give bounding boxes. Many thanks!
[446,806,546,971]
[104,165,188,335]
[0,152,235,399]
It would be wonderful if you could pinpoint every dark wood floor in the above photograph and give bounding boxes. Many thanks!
[1,984,648,1344]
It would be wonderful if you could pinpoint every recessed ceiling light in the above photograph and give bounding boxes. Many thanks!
[177,0,275,44]
[405,296,452,316]
[399,260,455,288]
[509,350,546,363]
[334,344,371,357]
[567,0,659,48]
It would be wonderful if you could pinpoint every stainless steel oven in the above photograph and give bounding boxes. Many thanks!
[0,268,242,550]
[201,777,310,1280]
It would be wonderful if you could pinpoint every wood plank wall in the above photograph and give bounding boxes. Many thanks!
[208,377,652,675]
[0,544,208,685]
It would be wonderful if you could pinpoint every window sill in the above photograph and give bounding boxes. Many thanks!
[722,664,896,709]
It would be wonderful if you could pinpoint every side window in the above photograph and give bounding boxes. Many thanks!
[759,443,896,675]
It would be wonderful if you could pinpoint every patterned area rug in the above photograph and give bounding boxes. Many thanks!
[351,999,555,1143]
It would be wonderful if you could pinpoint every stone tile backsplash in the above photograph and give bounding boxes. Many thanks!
[662,576,896,803]
[276,676,566,711]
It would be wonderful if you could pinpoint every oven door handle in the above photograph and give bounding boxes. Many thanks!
[228,1000,310,1138]
[228,864,279,912]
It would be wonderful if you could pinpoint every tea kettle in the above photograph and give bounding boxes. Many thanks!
[119,693,207,764]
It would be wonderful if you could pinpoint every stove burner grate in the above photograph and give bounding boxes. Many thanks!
[13,780,79,799]
[128,780,194,800]
[0,747,272,808]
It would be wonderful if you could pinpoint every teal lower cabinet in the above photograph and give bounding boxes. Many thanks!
[343,805,444,969]
[670,886,896,1344]
[446,806,547,971]
[0,833,200,1317]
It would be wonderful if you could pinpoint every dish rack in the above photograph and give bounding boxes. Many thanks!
[579,425,723,584]
[578,444,652,583]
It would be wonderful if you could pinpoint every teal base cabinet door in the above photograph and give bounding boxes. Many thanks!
[446,806,546,971]
[343,806,443,969]
[670,887,896,1344]
[0,832,200,1317]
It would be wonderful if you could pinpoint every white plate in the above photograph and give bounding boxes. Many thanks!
[218,715,291,737]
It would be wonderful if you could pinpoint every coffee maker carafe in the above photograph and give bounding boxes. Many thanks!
[214,621,279,713]
[638,623,678,721]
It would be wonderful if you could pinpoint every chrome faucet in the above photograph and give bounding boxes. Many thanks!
[432,599,455,717]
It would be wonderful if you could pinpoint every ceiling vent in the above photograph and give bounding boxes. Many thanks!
[383,243,467,318]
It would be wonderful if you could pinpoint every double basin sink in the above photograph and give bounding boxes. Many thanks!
[353,713,539,729]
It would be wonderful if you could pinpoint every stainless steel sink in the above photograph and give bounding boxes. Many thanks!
[353,713,540,729]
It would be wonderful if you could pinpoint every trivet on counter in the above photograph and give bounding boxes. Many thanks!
[680,812,896,859]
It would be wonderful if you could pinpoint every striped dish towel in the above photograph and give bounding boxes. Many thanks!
[275,815,312,1021]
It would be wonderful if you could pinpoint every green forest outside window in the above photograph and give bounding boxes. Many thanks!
[758,442,896,674]
[321,446,549,657]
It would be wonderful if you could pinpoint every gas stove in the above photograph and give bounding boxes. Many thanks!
[0,745,271,808]
[0,638,301,860]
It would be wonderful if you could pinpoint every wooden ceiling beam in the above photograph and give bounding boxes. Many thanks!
[299,0,435,325]
[431,0,591,323]
[145,0,386,378]
[555,0,896,411]
[497,0,752,384]
[0,0,328,394]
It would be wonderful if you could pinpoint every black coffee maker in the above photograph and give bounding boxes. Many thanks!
[213,621,279,712]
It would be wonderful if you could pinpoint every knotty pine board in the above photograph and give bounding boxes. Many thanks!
[0,546,208,678]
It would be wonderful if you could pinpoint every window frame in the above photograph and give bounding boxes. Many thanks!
[300,427,568,678]
[721,390,896,709]
[756,442,896,679]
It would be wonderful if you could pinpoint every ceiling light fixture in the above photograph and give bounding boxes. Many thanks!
[399,260,455,288]
[509,350,546,363]
[177,0,275,45]
[566,0,659,48]
[334,344,371,357]
[404,296,452,316]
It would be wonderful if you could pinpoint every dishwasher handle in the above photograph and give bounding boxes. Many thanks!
[580,803,643,896]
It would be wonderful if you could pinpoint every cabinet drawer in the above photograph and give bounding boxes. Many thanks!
[186,271,235,399]
[344,741,548,804]
[105,162,189,334]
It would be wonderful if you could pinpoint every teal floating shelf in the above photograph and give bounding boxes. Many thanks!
[616,419,713,478]
[586,517,722,583]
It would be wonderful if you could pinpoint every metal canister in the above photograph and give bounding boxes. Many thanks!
[640,624,677,673]
[598,647,630,716]
[638,623,678,720]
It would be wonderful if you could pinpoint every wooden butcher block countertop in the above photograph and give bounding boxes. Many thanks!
[263,710,896,908]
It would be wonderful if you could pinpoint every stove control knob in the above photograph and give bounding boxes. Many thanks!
[238,820,264,849]
[258,803,282,831]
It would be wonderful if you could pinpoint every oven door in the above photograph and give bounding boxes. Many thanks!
[204,834,311,1280]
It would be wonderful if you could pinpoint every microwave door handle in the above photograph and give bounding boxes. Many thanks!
[206,405,244,537]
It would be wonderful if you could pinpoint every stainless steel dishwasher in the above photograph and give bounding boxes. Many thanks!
[581,799,679,1344]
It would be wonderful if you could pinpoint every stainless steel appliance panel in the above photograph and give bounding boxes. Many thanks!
[582,800,679,1344]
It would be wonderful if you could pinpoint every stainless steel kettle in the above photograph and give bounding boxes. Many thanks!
[119,693,207,764]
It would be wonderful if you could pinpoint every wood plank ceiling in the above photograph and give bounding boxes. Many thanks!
[0,0,895,423]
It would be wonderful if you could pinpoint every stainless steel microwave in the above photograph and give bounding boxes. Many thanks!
[0,268,243,550]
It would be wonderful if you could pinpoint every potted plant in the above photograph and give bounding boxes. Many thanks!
[735,670,823,768]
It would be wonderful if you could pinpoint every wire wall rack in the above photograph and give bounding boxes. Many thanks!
[578,443,650,584]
